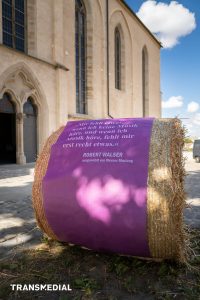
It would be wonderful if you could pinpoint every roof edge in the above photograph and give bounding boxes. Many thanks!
[119,0,162,47]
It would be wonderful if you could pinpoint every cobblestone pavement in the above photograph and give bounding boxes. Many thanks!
[0,153,199,258]
[0,163,42,259]
[184,152,200,228]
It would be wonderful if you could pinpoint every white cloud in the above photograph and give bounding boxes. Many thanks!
[193,113,200,126]
[186,124,193,129]
[137,1,196,48]
[181,116,200,138]
[187,101,199,113]
[162,96,183,109]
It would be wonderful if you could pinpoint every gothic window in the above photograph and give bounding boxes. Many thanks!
[23,98,37,116]
[115,27,121,90]
[23,98,37,162]
[2,0,26,52]
[75,0,87,114]
[142,47,149,117]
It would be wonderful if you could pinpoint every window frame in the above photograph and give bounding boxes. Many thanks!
[2,0,27,53]
[75,0,87,115]
[142,46,149,117]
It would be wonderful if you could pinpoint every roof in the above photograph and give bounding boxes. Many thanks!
[119,0,162,47]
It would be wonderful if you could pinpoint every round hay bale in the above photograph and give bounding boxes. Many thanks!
[32,118,187,262]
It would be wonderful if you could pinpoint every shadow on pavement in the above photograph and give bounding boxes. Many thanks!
[0,164,43,259]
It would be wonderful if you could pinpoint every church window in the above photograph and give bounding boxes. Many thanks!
[2,0,26,52]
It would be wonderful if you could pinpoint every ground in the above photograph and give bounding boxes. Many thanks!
[184,152,200,228]
[0,153,200,299]
[0,163,41,258]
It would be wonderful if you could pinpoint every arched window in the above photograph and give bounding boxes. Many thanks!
[115,27,121,90]
[75,0,87,114]
[2,0,26,52]
[142,47,149,117]
[23,98,37,162]
[23,98,37,116]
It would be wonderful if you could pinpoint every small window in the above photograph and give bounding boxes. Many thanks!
[23,98,37,116]
[115,27,121,90]
[75,0,87,114]
[2,0,26,52]
[142,47,149,117]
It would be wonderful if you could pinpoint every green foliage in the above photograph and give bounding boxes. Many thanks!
[184,137,193,144]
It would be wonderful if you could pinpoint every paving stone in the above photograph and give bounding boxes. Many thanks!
[0,163,42,259]
[184,157,200,228]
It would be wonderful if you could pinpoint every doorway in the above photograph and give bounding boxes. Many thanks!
[0,94,16,164]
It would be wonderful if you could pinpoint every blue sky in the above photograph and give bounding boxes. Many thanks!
[125,0,200,137]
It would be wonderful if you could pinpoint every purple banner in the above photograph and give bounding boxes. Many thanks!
[42,118,154,257]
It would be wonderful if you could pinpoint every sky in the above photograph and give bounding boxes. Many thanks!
[125,0,200,138]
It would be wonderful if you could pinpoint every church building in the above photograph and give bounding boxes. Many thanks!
[0,0,161,164]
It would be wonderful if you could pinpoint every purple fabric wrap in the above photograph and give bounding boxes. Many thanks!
[42,118,154,257]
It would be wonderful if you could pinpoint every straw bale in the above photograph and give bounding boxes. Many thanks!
[32,118,187,261]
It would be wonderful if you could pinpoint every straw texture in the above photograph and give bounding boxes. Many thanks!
[32,118,186,261]
[147,118,186,262]
[32,127,64,240]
